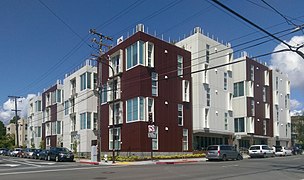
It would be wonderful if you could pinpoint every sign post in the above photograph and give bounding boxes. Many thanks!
[148,125,156,161]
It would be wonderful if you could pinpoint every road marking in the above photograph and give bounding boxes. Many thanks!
[0,164,20,167]
[221,164,239,168]
[3,159,42,167]
[0,166,115,176]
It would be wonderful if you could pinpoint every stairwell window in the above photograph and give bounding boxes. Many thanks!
[178,104,183,126]
[206,44,210,63]
[177,55,183,77]
[250,65,254,81]
[206,87,210,106]
[224,112,228,130]
[109,128,121,150]
[263,120,267,135]
[151,72,158,96]
[224,72,228,90]
[182,80,190,102]
[152,126,158,150]
[234,117,244,132]
[183,129,188,151]
[233,81,244,97]
[146,42,154,67]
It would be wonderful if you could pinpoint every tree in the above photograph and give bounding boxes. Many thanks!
[295,116,304,145]
[0,134,15,149]
[39,140,45,149]
[9,116,20,124]
[0,120,6,138]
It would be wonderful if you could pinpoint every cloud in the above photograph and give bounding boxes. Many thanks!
[290,99,302,110]
[270,35,304,89]
[0,94,36,125]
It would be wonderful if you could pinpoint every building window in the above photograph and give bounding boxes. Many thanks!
[80,113,87,130]
[80,73,86,91]
[126,97,145,123]
[109,128,121,150]
[56,121,62,135]
[285,94,289,108]
[178,104,183,126]
[177,55,183,76]
[275,105,279,122]
[234,117,245,132]
[126,41,144,70]
[37,126,41,137]
[206,87,210,106]
[110,102,123,125]
[93,73,97,89]
[147,98,154,122]
[147,42,154,67]
[87,112,91,129]
[250,99,255,116]
[233,81,244,97]
[182,80,190,102]
[35,100,42,112]
[64,100,69,115]
[224,72,228,90]
[275,77,279,90]
[151,72,158,96]
[110,52,121,75]
[263,87,267,102]
[101,84,107,104]
[263,120,267,135]
[183,129,188,151]
[71,116,76,132]
[205,108,209,128]
[152,126,158,150]
[206,44,210,63]
[93,113,97,130]
[250,65,254,81]
[224,112,228,130]
[51,91,56,105]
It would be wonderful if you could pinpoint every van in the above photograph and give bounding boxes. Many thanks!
[206,145,243,161]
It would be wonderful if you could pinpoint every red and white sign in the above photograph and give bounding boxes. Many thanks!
[148,125,155,133]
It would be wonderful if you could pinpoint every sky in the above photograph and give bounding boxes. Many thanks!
[1,0,304,125]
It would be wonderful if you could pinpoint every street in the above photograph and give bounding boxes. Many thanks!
[0,155,303,180]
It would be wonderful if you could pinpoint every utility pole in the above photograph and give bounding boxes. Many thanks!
[8,96,21,147]
[89,29,113,163]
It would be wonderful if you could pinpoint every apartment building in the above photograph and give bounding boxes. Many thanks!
[42,81,64,149]
[6,118,28,147]
[99,24,192,154]
[175,27,234,150]
[271,69,291,147]
[27,94,43,148]
[232,55,273,148]
[62,60,98,156]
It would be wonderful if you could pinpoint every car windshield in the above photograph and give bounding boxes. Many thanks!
[249,146,260,150]
[207,146,218,150]
[58,148,69,153]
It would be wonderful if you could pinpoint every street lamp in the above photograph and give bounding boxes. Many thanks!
[95,56,116,164]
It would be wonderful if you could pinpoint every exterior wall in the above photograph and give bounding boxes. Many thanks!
[42,83,64,149]
[6,119,27,147]
[100,30,192,153]
[176,28,234,150]
[27,95,43,148]
[62,60,97,154]
[232,56,273,148]
[270,70,291,147]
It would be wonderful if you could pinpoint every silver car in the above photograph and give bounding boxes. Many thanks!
[249,145,275,158]
[206,145,243,161]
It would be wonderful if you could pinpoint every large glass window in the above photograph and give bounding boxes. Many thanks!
[80,73,86,91]
[151,72,158,96]
[35,100,42,112]
[234,118,245,132]
[183,129,188,151]
[126,97,145,123]
[177,55,183,76]
[126,41,144,69]
[233,82,244,97]
[178,104,183,126]
[109,128,121,150]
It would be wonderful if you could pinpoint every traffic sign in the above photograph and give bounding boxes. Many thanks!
[148,125,155,133]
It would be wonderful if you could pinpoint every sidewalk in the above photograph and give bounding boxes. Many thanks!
[78,157,207,166]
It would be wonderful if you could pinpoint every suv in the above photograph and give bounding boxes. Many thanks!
[249,145,274,158]
[206,145,243,161]
[47,147,74,162]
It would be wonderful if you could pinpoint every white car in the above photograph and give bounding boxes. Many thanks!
[249,145,275,158]
[274,146,293,156]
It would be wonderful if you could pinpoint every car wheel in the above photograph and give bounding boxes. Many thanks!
[55,156,59,162]
[237,154,243,160]
[222,155,227,161]
[47,155,51,161]
[263,153,267,158]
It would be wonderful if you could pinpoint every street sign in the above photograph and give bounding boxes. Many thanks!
[148,132,157,139]
[148,125,155,133]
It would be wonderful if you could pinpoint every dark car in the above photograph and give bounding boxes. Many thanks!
[0,148,9,155]
[32,149,42,159]
[39,149,50,160]
[23,148,35,158]
[48,147,74,162]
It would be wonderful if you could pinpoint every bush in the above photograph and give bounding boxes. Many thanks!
[106,153,205,162]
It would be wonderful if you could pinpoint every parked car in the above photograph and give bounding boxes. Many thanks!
[274,146,292,156]
[32,149,42,159]
[0,148,9,155]
[249,145,274,158]
[206,145,243,161]
[39,150,50,160]
[48,147,74,162]
[11,148,23,157]
[23,148,35,158]
[292,145,303,155]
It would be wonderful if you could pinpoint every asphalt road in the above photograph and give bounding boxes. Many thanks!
[0,155,303,180]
